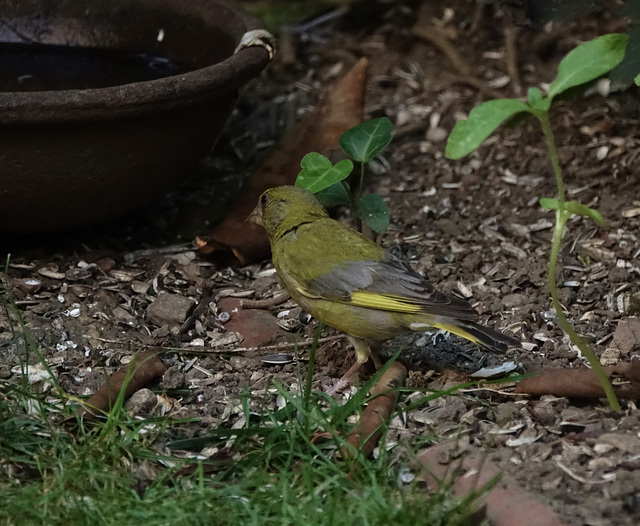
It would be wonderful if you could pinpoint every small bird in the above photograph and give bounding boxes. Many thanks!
[249,185,518,364]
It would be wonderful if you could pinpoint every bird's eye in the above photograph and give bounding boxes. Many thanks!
[260,194,270,206]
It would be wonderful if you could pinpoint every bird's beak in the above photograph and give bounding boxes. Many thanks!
[246,204,264,226]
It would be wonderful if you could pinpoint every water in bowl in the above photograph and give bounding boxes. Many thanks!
[0,42,189,91]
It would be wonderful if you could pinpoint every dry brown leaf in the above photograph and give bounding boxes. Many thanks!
[341,361,407,460]
[418,442,567,526]
[515,359,640,400]
[217,297,289,348]
[196,57,368,265]
[75,348,166,419]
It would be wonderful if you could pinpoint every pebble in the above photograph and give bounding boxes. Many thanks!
[160,365,186,390]
[146,292,195,326]
[126,388,158,417]
[613,318,640,353]
[426,126,448,143]
[502,293,528,308]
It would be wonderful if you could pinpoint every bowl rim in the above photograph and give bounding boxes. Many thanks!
[0,0,270,123]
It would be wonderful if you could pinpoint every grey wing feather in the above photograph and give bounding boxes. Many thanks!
[307,253,479,321]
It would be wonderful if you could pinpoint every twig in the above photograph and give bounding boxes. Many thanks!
[503,25,521,96]
[240,292,288,309]
[554,460,611,485]
[449,73,504,100]
[412,15,502,100]
[179,288,214,335]
[85,334,346,354]
[160,335,346,354]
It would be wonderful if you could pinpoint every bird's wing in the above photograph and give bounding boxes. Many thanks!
[302,254,479,321]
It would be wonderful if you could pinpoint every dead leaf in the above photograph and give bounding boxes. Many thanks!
[341,361,407,460]
[75,348,166,419]
[417,442,567,526]
[197,57,368,265]
[514,359,640,400]
[218,297,290,348]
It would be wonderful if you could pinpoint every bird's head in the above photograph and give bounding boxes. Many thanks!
[248,185,328,240]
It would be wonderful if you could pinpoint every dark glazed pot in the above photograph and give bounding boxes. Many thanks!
[0,0,270,233]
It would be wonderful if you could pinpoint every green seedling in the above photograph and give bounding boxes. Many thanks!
[296,117,393,235]
[446,33,629,411]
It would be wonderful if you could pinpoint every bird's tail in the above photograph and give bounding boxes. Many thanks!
[429,319,519,353]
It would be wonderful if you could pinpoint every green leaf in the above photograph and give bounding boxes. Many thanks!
[547,33,629,102]
[564,200,605,226]
[635,73,640,86]
[527,87,550,111]
[540,198,605,226]
[539,197,559,211]
[315,181,351,207]
[296,153,353,193]
[339,117,393,163]
[445,99,531,159]
[355,194,389,234]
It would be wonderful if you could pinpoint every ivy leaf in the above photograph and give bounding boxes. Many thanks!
[445,99,531,159]
[296,153,353,193]
[355,194,389,234]
[339,117,393,163]
[315,181,351,207]
[547,33,629,103]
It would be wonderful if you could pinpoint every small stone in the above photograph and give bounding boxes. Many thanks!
[131,280,151,294]
[613,318,640,353]
[426,126,448,143]
[0,365,12,379]
[13,278,42,294]
[434,218,462,237]
[492,402,521,425]
[146,293,195,326]
[112,306,138,327]
[160,365,185,390]
[600,347,620,367]
[596,433,640,455]
[126,388,157,416]
[502,293,528,308]
[95,257,116,273]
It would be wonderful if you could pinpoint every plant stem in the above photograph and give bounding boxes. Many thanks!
[538,113,565,205]
[538,112,621,411]
[354,163,365,232]
[548,212,620,411]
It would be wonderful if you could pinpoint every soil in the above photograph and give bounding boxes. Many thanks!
[2,2,640,525]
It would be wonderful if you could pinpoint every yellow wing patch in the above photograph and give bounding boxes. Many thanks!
[296,286,320,299]
[349,291,423,313]
[431,322,481,346]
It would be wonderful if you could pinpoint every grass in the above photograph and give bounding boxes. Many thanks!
[0,375,476,526]
[1,284,477,526]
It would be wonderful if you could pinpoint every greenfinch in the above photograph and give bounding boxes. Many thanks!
[250,185,518,363]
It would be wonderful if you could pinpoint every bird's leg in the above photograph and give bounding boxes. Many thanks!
[327,336,380,395]
[349,335,372,364]
[368,341,383,369]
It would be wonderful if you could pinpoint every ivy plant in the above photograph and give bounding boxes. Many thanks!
[296,117,393,235]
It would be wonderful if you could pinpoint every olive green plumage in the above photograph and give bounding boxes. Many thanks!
[252,185,518,363]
